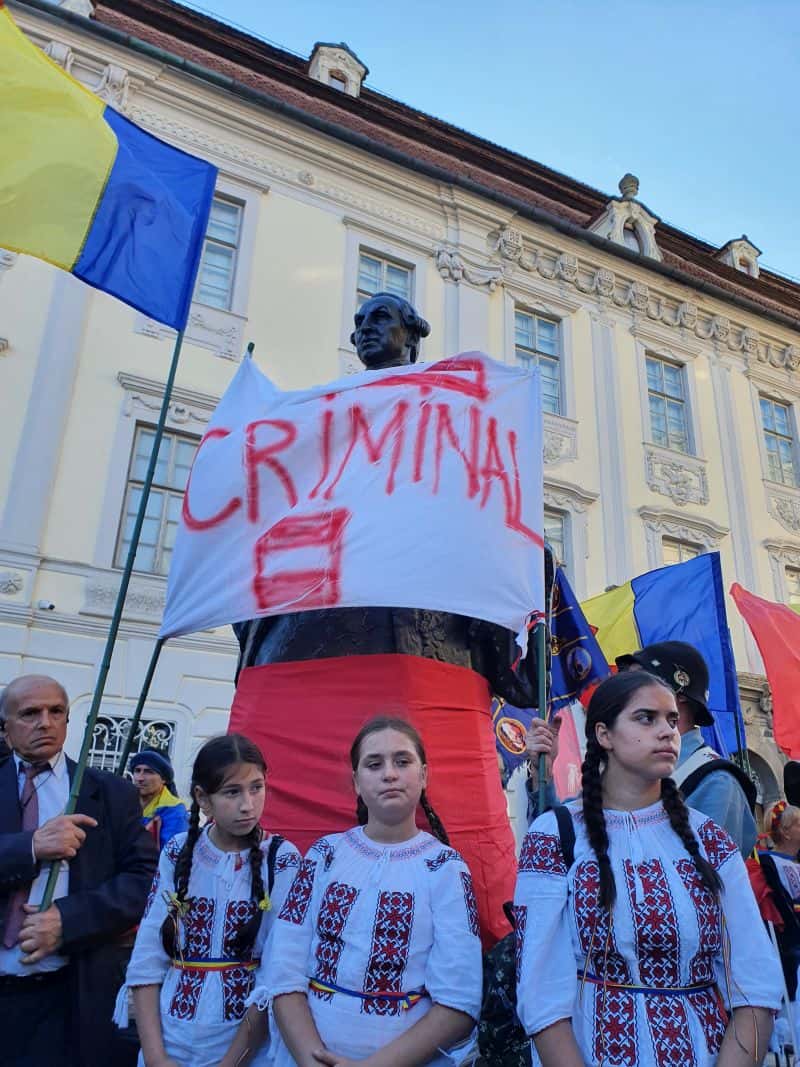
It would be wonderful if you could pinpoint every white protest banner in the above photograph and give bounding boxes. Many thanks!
[160,353,544,648]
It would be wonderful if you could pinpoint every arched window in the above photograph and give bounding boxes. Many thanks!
[623,223,642,253]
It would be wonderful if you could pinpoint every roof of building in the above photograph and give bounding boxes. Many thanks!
[91,0,799,324]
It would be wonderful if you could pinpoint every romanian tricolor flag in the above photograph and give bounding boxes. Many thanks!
[582,552,745,756]
[0,2,216,330]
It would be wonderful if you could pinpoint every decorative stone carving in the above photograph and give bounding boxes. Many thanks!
[758,344,800,372]
[543,481,598,514]
[434,247,504,291]
[716,236,761,279]
[118,372,217,429]
[135,305,246,361]
[43,40,74,72]
[542,413,578,467]
[759,683,773,715]
[0,571,24,596]
[644,444,709,507]
[638,506,727,568]
[95,64,130,109]
[308,42,368,98]
[297,170,315,186]
[83,579,165,621]
[586,175,663,261]
[768,489,800,534]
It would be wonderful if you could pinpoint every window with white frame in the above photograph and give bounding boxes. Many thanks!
[544,509,567,570]
[646,354,690,454]
[662,537,701,566]
[194,195,243,310]
[514,309,561,415]
[88,714,176,773]
[356,250,412,309]
[787,567,800,613]
[115,425,199,576]
[760,396,798,487]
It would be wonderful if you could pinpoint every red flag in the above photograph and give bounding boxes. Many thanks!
[730,582,800,757]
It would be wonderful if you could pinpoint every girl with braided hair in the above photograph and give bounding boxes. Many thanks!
[252,716,482,1066]
[118,733,300,1067]
[515,671,781,1067]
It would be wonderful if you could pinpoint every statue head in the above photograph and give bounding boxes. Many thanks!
[350,292,431,370]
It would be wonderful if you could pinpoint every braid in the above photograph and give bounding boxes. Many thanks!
[229,825,266,959]
[160,798,202,956]
[581,739,616,911]
[420,789,450,845]
[355,795,368,825]
[660,779,722,897]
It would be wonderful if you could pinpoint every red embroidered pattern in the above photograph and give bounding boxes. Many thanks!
[278,857,317,925]
[573,861,637,1064]
[312,881,359,1000]
[513,904,527,983]
[142,870,160,920]
[275,851,299,872]
[220,899,259,1021]
[425,848,460,872]
[624,860,695,1067]
[362,891,415,1015]
[697,820,738,871]
[518,832,566,876]
[675,859,727,1053]
[460,871,480,938]
[169,897,216,1020]
[311,838,336,870]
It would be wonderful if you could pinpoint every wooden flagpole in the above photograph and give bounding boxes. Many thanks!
[40,330,185,909]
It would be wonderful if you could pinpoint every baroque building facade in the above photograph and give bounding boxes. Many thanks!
[1,0,799,810]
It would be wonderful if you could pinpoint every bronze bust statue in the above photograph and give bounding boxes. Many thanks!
[233,292,537,706]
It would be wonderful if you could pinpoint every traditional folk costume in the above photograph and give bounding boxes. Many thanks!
[252,826,483,1065]
[118,827,301,1067]
[515,801,782,1067]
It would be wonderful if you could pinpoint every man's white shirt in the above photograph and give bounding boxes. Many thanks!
[0,749,70,976]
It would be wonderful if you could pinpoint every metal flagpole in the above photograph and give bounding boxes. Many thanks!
[536,621,549,816]
[115,638,166,776]
[40,330,186,909]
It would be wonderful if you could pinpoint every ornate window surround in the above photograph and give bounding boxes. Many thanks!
[765,539,800,602]
[744,373,800,534]
[638,506,728,570]
[630,330,709,508]
[543,478,599,597]
[88,373,218,620]
[338,220,430,374]
[503,283,578,422]
[134,173,262,361]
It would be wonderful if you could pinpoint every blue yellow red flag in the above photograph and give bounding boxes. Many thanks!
[0,2,217,330]
[582,552,744,756]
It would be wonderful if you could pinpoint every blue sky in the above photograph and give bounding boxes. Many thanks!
[184,0,799,281]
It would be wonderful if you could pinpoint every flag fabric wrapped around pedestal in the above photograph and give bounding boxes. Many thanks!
[0,2,216,330]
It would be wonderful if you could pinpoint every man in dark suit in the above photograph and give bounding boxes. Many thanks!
[0,674,158,1066]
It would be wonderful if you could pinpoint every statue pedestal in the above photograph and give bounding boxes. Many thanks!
[230,653,516,944]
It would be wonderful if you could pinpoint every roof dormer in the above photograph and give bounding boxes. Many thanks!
[308,42,368,98]
[716,236,762,279]
[587,173,663,261]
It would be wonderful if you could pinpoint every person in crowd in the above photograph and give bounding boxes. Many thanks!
[527,641,758,855]
[128,749,188,851]
[753,801,800,1003]
[117,733,300,1067]
[515,671,781,1067]
[257,716,482,1067]
[0,674,158,1067]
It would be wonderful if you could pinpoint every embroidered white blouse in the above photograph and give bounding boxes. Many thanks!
[515,800,782,1067]
[252,826,483,1066]
[123,827,301,1067]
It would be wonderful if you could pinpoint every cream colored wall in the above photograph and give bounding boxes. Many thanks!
[2,6,799,786]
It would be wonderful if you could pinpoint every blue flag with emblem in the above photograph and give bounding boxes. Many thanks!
[550,567,610,710]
